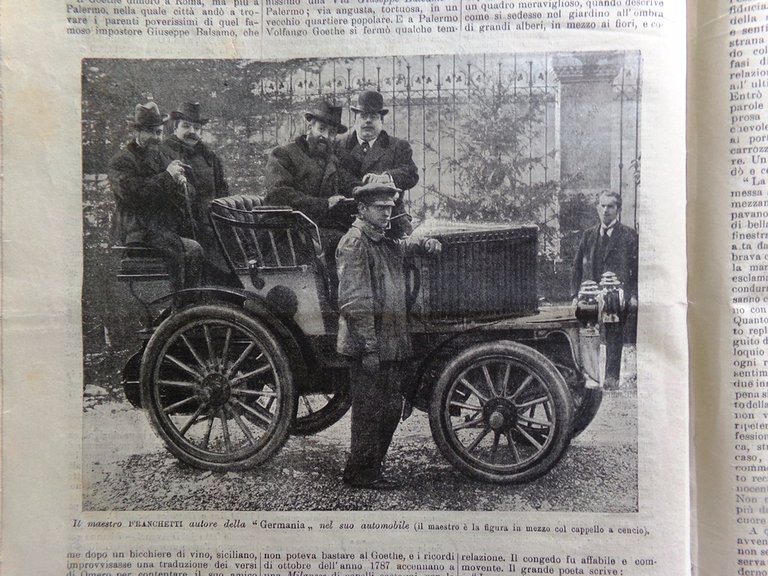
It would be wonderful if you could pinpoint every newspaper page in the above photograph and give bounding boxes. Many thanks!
[2,1,688,575]
[690,0,768,574]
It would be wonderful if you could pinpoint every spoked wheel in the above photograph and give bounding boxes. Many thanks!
[290,390,352,436]
[429,341,574,483]
[140,303,296,471]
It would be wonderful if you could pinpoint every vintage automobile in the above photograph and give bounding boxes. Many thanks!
[119,195,608,484]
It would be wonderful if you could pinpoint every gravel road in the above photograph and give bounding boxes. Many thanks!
[82,385,637,512]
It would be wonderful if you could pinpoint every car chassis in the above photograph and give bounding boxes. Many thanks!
[119,195,607,484]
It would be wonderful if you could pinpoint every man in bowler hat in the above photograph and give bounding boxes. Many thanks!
[336,182,441,489]
[571,190,638,390]
[337,90,419,239]
[265,100,359,301]
[161,102,231,285]
[109,101,203,294]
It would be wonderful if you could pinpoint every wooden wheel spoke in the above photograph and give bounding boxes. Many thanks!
[452,414,485,431]
[515,395,549,409]
[178,405,207,436]
[231,363,271,385]
[490,432,501,462]
[202,415,215,448]
[517,414,552,428]
[231,387,277,398]
[226,404,256,445]
[165,354,203,381]
[500,363,512,397]
[203,325,216,366]
[163,395,198,414]
[504,430,521,463]
[232,398,273,426]
[180,334,207,371]
[509,374,535,401]
[515,424,544,450]
[459,377,489,404]
[158,379,198,390]
[227,342,259,376]
[219,408,233,452]
[482,365,497,397]
[449,400,483,412]
[301,395,316,415]
[466,427,491,453]
[220,327,232,371]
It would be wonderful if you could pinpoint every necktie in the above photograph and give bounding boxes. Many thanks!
[361,140,370,154]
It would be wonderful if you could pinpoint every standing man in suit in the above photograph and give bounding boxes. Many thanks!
[109,101,203,295]
[161,102,231,285]
[337,90,418,239]
[571,190,638,390]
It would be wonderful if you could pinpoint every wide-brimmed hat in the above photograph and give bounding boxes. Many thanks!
[126,102,168,129]
[350,90,388,116]
[352,182,400,206]
[170,102,209,125]
[304,100,347,134]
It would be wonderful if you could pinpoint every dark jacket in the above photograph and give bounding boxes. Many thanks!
[336,218,428,360]
[265,135,356,230]
[337,130,419,192]
[108,141,190,244]
[160,135,228,224]
[337,130,418,238]
[571,221,638,299]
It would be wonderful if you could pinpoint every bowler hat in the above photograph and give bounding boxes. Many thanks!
[350,90,388,116]
[352,182,400,206]
[170,102,209,125]
[126,102,168,129]
[304,100,347,134]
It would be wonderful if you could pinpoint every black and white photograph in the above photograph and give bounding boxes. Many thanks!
[81,51,641,511]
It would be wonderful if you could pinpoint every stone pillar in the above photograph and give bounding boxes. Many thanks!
[553,52,623,264]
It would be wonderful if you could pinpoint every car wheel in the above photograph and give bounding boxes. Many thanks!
[429,341,574,483]
[290,389,352,436]
[140,303,296,471]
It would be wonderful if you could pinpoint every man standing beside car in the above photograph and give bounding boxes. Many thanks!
[109,101,203,294]
[161,102,231,285]
[571,190,638,390]
[337,90,418,239]
[336,182,441,489]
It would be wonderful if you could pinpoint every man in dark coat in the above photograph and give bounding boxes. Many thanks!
[161,102,230,284]
[265,101,357,303]
[337,90,418,239]
[336,183,441,489]
[109,101,203,293]
[571,190,639,390]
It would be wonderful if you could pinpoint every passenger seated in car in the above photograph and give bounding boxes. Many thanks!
[108,101,203,294]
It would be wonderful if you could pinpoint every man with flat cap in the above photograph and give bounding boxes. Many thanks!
[265,100,358,299]
[337,90,419,239]
[109,101,203,294]
[161,102,231,284]
[336,182,441,489]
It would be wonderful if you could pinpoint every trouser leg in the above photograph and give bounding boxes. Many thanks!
[604,322,625,384]
[344,359,404,484]
[147,231,203,293]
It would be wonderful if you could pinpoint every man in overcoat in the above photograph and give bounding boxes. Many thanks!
[109,101,203,294]
[161,102,230,284]
[336,183,441,489]
[265,101,357,301]
[337,90,418,239]
[571,190,639,389]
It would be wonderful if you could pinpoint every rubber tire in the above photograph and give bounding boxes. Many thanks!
[571,388,603,438]
[140,303,296,471]
[428,341,574,484]
[290,389,352,436]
